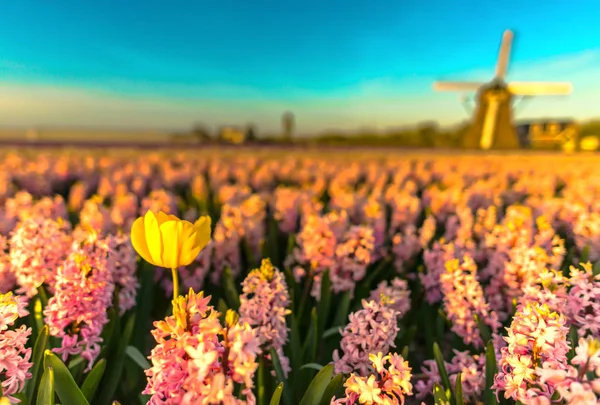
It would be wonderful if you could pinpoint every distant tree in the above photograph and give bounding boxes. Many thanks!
[190,123,212,142]
[246,124,258,143]
[282,112,295,141]
[416,121,439,148]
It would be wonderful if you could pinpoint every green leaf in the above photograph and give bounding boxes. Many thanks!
[581,245,590,262]
[126,346,151,370]
[33,297,44,338]
[433,343,453,405]
[317,270,332,338]
[299,363,323,371]
[593,262,600,276]
[455,373,464,405]
[217,298,229,325]
[37,286,49,308]
[80,359,106,402]
[37,366,54,405]
[269,348,293,405]
[319,373,344,405]
[299,363,334,405]
[133,262,156,354]
[286,234,295,256]
[484,340,498,405]
[332,291,352,327]
[100,308,118,355]
[222,267,241,310]
[433,382,451,405]
[257,356,266,405]
[267,216,280,266]
[288,315,302,377]
[302,308,318,363]
[551,390,561,401]
[323,327,340,339]
[475,314,492,345]
[96,314,135,405]
[43,351,89,405]
[568,326,578,361]
[67,355,85,377]
[269,383,283,405]
[401,346,409,360]
[26,325,49,404]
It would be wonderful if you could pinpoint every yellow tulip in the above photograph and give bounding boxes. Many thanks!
[131,210,211,269]
[131,210,211,300]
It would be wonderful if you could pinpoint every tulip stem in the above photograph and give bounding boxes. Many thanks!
[171,267,179,301]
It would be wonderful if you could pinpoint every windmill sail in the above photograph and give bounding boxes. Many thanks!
[507,82,572,95]
[495,30,513,79]
[432,82,483,91]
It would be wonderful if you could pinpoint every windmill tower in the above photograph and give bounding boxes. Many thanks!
[433,30,573,150]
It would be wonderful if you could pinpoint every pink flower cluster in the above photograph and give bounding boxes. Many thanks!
[9,217,72,297]
[212,204,242,283]
[287,213,338,300]
[0,292,32,402]
[537,336,600,404]
[332,352,414,405]
[331,225,375,295]
[239,195,267,262]
[107,233,139,315]
[567,262,600,337]
[239,259,292,377]
[140,189,179,216]
[415,349,486,402]
[43,234,115,371]
[421,242,465,305]
[361,198,386,260]
[493,303,571,403]
[518,268,569,315]
[441,256,500,348]
[144,289,260,404]
[0,236,15,294]
[391,226,421,274]
[333,299,399,376]
[79,196,113,236]
[368,278,411,318]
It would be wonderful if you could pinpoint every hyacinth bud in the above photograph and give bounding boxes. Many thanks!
[225,309,239,328]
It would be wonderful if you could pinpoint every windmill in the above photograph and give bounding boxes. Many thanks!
[433,30,573,150]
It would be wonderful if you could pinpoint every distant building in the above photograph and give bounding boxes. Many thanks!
[515,119,578,150]
[219,126,246,144]
[580,136,599,151]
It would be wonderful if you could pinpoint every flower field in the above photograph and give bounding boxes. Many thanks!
[1,148,599,405]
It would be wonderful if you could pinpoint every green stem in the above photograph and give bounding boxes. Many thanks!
[172,267,179,301]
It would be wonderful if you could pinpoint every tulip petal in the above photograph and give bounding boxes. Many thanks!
[130,216,153,264]
[159,220,181,269]
[144,210,164,266]
[155,211,179,225]
[193,216,212,251]
[179,222,202,267]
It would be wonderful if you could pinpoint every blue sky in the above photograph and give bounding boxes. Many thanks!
[1,0,599,134]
